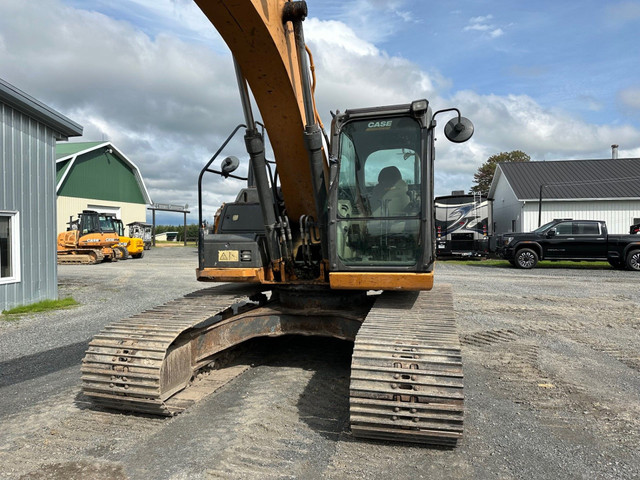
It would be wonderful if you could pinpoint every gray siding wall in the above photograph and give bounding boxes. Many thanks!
[1,102,58,310]
[492,174,523,233]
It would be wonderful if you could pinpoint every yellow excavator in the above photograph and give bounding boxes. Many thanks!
[82,0,474,446]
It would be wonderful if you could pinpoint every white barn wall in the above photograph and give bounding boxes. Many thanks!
[57,196,147,234]
[523,200,640,234]
[491,175,523,233]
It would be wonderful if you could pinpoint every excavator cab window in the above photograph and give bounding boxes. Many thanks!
[112,219,125,236]
[80,213,101,235]
[336,116,422,266]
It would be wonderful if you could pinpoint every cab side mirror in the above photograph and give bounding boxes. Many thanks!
[547,229,556,237]
[444,116,474,143]
[221,156,240,176]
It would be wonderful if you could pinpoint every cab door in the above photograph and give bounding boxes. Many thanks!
[542,221,573,258]
[572,221,606,258]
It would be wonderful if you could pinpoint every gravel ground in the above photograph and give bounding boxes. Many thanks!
[1,247,639,479]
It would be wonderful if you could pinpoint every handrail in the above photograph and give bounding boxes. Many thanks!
[197,124,247,229]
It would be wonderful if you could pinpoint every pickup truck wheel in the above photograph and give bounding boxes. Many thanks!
[625,249,640,271]
[515,248,538,269]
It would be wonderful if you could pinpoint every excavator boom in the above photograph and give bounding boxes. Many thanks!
[195,0,319,221]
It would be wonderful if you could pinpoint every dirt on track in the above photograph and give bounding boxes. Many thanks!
[1,251,639,479]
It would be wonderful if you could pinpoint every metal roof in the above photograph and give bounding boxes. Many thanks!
[56,141,152,204]
[489,158,640,200]
[56,141,104,159]
[0,77,83,139]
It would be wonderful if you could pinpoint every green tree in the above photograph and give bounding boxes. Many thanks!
[470,150,530,196]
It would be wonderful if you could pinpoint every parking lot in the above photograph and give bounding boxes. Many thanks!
[1,247,639,479]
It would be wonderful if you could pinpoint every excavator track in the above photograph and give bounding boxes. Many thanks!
[57,249,104,265]
[81,285,265,415]
[349,284,463,446]
[82,283,463,447]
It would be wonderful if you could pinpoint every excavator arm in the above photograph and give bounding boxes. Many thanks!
[195,0,322,222]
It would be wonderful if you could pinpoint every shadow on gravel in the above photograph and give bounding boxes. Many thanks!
[252,336,353,441]
[0,340,90,388]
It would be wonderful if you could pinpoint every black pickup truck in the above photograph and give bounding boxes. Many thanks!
[495,219,640,270]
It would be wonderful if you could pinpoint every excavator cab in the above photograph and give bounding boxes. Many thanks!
[329,103,430,271]
[57,210,121,264]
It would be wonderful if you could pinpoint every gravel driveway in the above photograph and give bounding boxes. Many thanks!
[1,247,638,479]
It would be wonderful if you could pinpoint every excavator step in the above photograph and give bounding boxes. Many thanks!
[349,284,463,446]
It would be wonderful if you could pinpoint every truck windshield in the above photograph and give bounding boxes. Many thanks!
[336,116,422,266]
[533,221,556,234]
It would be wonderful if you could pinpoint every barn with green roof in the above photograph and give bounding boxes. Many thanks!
[56,142,152,233]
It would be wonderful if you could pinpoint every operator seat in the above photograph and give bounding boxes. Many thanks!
[370,166,409,217]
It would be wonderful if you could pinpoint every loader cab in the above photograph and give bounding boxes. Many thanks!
[77,211,116,236]
[328,101,433,272]
[111,218,126,237]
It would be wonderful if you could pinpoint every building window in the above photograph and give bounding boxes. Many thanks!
[0,211,20,284]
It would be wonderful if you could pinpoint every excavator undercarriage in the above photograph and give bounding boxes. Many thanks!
[82,283,462,446]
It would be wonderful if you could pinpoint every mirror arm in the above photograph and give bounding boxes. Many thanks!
[432,107,461,123]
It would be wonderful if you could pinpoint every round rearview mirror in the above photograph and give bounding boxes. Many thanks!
[444,116,474,143]
[221,156,240,175]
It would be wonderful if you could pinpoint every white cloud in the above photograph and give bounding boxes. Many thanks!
[464,14,505,39]
[1,0,638,217]
[450,91,640,159]
[305,18,448,116]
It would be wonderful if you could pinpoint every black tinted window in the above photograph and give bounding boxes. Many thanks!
[555,222,572,235]
[575,222,599,235]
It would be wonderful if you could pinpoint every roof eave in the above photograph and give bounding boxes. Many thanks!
[0,78,83,139]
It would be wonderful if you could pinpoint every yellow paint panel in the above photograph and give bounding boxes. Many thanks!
[329,272,434,291]
[197,267,265,284]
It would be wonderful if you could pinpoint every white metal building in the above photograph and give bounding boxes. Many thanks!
[1,78,83,311]
[489,158,640,234]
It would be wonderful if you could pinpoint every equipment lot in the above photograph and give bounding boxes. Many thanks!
[1,248,639,479]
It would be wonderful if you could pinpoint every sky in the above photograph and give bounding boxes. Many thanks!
[1,0,639,225]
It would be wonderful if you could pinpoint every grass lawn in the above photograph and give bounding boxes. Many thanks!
[1,297,79,319]
[153,241,198,247]
[438,258,613,269]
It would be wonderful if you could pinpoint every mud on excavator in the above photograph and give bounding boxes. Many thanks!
[82,0,474,446]
[57,210,123,264]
